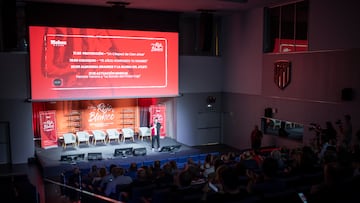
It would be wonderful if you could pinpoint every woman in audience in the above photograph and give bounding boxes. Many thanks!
[209,163,228,192]
[201,154,215,179]
[126,162,139,180]
[81,164,99,190]
[89,166,107,194]
[88,164,99,180]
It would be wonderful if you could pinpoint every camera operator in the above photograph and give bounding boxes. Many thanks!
[322,121,337,144]
[336,114,353,149]
[309,123,323,149]
[309,121,337,150]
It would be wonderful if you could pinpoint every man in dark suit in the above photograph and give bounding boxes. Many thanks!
[151,117,161,151]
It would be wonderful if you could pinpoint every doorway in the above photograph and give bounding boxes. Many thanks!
[0,122,11,164]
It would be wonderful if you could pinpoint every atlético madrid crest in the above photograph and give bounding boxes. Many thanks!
[274,60,291,89]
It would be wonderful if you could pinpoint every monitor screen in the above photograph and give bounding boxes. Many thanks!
[28,26,179,101]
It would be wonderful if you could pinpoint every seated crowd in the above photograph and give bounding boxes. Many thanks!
[60,143,360,203]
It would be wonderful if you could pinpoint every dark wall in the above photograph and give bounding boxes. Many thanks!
[25,2,180,32]
[0,0,18,51]
[262,50,360,102]
[223,48,360,150]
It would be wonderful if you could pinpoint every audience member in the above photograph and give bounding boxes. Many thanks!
[201,154,215,179]
[322,121,337,144]
[104,167,133,197]
[125,162,139,180]
[318,138,337,163]
[89,166,107,194]
[67,167,82,203]
[352,152,360,176]
[82,164,98,187]
[170,169,204,203]
[246,157,286,195]
[270,149,286,171]
[203,165,248,203]
[151,160,163,179]
[309,161,350,203]
[168,159,180,175]
[131,167,153,187]
[300,146,319,174]
[341,114,353,148]
[99,164,117,193]
[250,125,263,150]
[154,162,176,188]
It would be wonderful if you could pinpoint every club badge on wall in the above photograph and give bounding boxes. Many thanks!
[274,60,291,89]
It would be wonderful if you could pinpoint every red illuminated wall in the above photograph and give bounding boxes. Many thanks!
[33,99,149,138]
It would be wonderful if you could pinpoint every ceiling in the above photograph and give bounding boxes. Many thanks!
[22,0,293,13]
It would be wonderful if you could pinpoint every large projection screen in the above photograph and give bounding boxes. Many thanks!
[28,26,179,101]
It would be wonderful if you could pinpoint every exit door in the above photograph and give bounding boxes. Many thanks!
[0,122,11,164]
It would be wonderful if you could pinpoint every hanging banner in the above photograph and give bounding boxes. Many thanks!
[39,110,58,149]
[149,105,166,138]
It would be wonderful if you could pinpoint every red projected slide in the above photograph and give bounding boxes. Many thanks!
[29,26,179,101]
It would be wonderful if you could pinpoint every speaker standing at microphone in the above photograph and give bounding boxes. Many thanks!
[151,117,161,151]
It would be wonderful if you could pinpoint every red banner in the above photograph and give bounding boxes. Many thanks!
[39,110,58,149]
[149,105,166,138]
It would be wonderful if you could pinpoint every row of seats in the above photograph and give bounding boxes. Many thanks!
[63,151,221,178]
[123,151,220,169]
[61,127,152,149]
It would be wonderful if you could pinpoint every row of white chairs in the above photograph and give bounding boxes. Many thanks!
[61,127,152,149]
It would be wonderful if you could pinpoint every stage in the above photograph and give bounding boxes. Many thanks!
[35,137,235,178]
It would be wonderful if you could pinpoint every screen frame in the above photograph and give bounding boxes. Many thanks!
[28,25,179,101]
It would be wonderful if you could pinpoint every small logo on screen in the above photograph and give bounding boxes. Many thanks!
[50,39,67,47]
[53,79,63,86]
[151,42,164,52]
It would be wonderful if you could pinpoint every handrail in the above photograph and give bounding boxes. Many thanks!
[44,178,122,203]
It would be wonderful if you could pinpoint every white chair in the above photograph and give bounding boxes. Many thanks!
[91,130,107,145]
[138,127,151,141]
[121,128,135,142]
[76,131,90,146]
[62,133,77,149]
[106,128,120,143]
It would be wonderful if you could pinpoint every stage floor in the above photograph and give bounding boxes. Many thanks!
[35,137,236,178]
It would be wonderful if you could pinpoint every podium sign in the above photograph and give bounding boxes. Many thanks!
[39,110,58,149]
